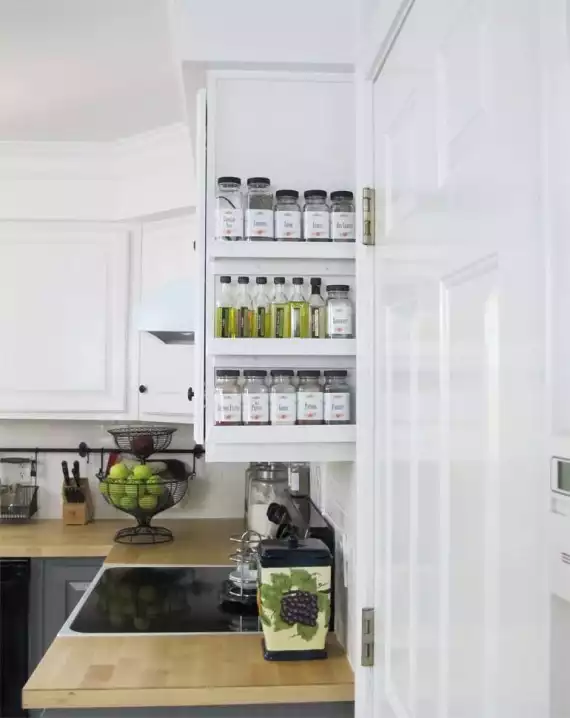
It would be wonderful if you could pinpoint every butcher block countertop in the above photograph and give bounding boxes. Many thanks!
[17,518,354,709]
[23,634,353,709]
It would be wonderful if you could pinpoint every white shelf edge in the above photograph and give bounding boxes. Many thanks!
[208,338,356,357]
[209,241,356,261]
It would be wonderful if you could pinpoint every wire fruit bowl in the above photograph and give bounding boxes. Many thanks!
[107,425,176,461]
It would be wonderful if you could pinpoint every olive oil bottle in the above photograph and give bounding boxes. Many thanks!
[270,276,290,338]
[289,277,309,338]
[233,276,253,338]
[252,276,271,337]
[215,275,234,338]
[309,277,326,338]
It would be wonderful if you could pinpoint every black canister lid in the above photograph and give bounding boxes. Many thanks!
[217,176,241,185]
[216,369,239,378]
[247,177,271,187]
[330,190,353,201]
[304,189,327,200]
[270,369,295,377]
[326,284,350,292]
[276,189,299,199]
[244,369,267,377]
[324,369,348,378]
[297,370,320,378]
[259,536,332,568]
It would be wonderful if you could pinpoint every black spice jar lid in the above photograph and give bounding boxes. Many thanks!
[292,277,304,285]
[259,536,332,568]
[273,276,286,284]
[330,190,353,201]
[244,369,267,377]
[276,189,299,199]
[220,275,232,283]
[324,369,348,378]
[216,369,240,377]
[247,177,271,187]
[217,176,241,185]
[256,276,267,284]
[238,276,250,284]
[304,189,327,199]
[270,369,295,377]
[297,370,320,378]
[326,284,350,292]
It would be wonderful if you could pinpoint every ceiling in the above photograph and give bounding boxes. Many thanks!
[0,0,184,141]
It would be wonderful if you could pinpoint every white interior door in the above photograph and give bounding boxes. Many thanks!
[366,1,549,717]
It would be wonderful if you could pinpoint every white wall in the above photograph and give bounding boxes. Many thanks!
[0,421,245,520]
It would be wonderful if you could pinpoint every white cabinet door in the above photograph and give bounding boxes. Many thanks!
[138,216,195,423]
[359,1,548,718]
[0,223,129,415]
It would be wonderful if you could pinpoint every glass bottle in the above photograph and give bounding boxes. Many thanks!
[269,369,297,425]
[246,463,289,537]
[214,370,242,425]
[289,277,309,338]
[323,370,351,425]
[252,277,271,338]
[270,277,290,338]
[215,177,243,241]
[309,277,326,338]
[242,370,270,425]
[233,276,253,338]
[330,191,355,242]
[303,190,330,242]
[296,370,324,425]
[215,275,234,338]
[246,177,274,241]
[326,285,353,339]
[274,190,302,241]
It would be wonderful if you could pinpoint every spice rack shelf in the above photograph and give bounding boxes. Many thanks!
[208,338,356,357]
[209,241,356,261]
[206,425,356,463]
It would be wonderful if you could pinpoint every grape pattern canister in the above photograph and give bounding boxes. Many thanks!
[258,536,332,661]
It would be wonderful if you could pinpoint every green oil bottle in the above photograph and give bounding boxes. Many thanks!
[270,276,290,338]
[233,276,253,338]
[252,276,271,337]
[215,275,234,338]
[289,277,309,338]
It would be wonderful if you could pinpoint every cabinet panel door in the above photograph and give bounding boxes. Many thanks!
[0,224,130,415]
[138,216,195,422]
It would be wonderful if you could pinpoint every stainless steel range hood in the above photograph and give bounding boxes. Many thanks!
[137,279,195,345]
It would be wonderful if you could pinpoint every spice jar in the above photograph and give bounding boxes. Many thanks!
[303,190,330,242]
[269,369,297,425]
[323,370,351,425]
[216,177,243,241]
[214,370,242,425]
[246,177,274,241]
[242,370,269,425]
[296,370,323,425]
[326,285,353,338]
[274,190,301,241]
[330,191,355,242]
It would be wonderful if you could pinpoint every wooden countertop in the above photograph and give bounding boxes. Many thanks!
[23,634,353,709]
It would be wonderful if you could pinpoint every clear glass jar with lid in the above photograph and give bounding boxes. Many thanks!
[242,370,269,425]
[303,190,330,242]
[214,369,242,425]
[216,177,243,241]
[296,370,324,425]
[330,191,355,242]
[274,190,301,241]
[269,369,297,425]
[326,285,354,338]
[246,463,289,538]
[323,370,351,425]
[246,177,274,241]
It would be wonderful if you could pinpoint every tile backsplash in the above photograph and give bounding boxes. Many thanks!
[0,421,246,520]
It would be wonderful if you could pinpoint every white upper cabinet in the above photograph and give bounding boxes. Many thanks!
[0,223,130,416]
[136,215,196,423]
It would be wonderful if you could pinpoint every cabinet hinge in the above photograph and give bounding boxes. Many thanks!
[362,188,375,246]
[361,607,375,666]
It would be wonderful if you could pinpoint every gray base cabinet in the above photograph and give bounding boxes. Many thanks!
[29,558,103,671]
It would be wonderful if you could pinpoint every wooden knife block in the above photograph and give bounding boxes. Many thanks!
[62,478,94,525]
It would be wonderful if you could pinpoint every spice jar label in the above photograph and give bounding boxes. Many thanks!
[328,305,353,336]
[243,393,269,424]
[215,394,242,425]
[324,393,351,423]
[304,211,330,240]
[275,210,301,239]
[270,393,296,424]
[297,392,324,422]
[331,212,355,240]
[216,209,243,238]
[247,209,274,238]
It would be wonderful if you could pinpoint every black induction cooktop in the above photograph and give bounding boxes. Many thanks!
[69,566,260,634]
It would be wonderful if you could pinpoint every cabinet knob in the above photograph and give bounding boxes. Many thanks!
[139,385,148,394]
[187,387,195,401]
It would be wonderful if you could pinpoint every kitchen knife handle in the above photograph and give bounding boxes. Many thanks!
[72,460,81,487]
[61,460,70,486]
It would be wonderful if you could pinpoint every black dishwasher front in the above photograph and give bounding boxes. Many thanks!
[0,559,30,717]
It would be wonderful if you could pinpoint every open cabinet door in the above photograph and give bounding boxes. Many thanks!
[193,88,207,444]
[359,1,549,717]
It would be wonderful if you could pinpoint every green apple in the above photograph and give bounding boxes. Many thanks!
[109,463,130,481]
[108,482,125,503]
[99,481,109,496]
[119,495,137,511]
[124,482,141,499]
[133,464,153,482]
[138,494,158,511]
[145,475,163,496]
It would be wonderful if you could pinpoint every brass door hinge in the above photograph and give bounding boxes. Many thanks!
[361,607,375,666]
[362,188,375,246]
